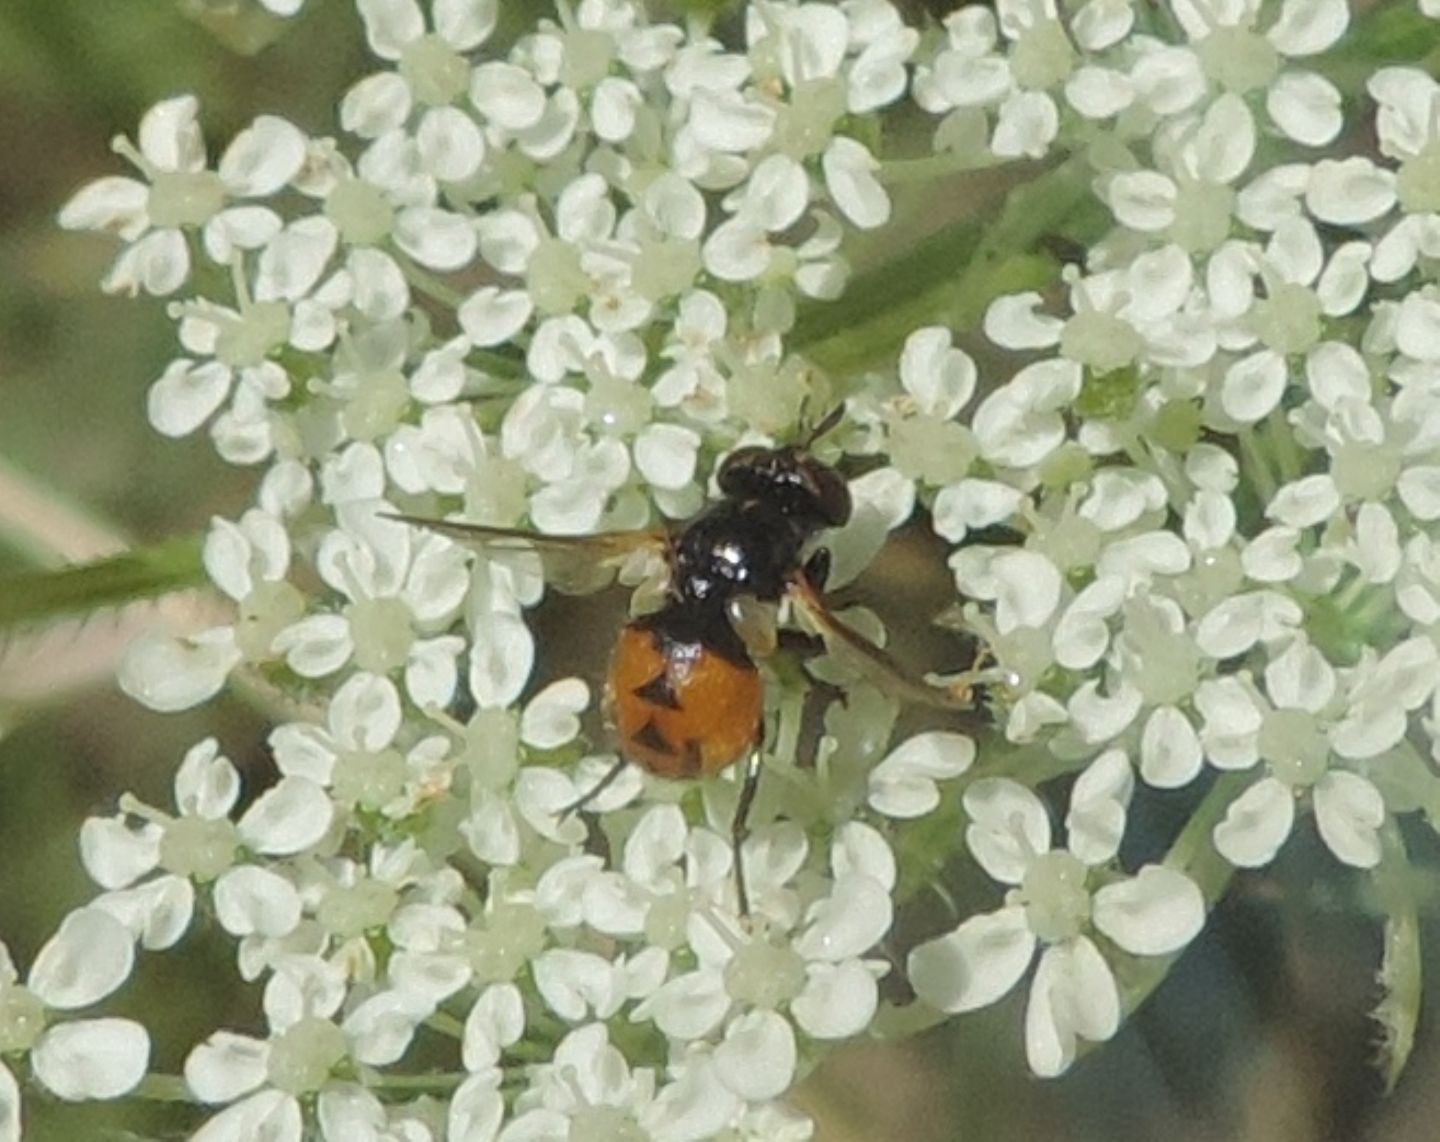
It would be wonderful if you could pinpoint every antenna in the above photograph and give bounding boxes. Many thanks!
[799,402,845,450]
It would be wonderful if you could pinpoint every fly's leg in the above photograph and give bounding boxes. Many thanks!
[558,755,630,820]
[730,749,764,919]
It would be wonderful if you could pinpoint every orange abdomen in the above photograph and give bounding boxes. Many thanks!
[607,621,763,779]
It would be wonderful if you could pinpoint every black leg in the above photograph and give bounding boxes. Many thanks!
[801,546,831,592]
[731,750,763,917]
[559,755,630,819]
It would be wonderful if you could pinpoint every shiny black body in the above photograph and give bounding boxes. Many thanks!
[654,442,851,660]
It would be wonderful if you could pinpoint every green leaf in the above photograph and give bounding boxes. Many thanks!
[1372,822,1421,1094]
[0,536,206,631]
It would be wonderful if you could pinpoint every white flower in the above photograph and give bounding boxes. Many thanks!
[59,95,305,295]
[1366,67,1440,280]
[1202,637,1436,869]
[630,821,894,1099]
[908,769,1203,1076]
[506,1023,745,1140]
[185,956,360,1135]
[0,939,149,1108]
[271,506,468,707]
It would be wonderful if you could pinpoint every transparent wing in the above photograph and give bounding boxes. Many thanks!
[786,573,981,711]
[384,513,671,595]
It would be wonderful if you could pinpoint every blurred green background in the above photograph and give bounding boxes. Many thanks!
[0,1,1435,1138]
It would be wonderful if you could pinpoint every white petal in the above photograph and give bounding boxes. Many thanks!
[148,359,231,437]
[329,671,402,751]
[105,228,191,296]
[174,734,241,817]
[795,876,892,962]
[1065,748,1132,865]
[237,777,334,855]
[1024,938,1118,1077]
[94,876,195,951]
[991,550,1062,632]
[822,136,890,229]
[138,94,205,172]
[1092,866,1205,955]
[1139,706,1203,788]
[28,908,135,1010]
[713,1011,795,1102]
[219,116,306,197]
[343,991,429,1066]
[416,106,486,182]
[32,1019,149,1101]
[458,286,533,347]
[634,423,701,490]
[185,1032,270,1104]
[1398,465,1440,521]
[58,176,149,239]
[931,479,1024,544]
[471,62,545,130]
[340,73,412,138]
[1213,777,1294,867]
[0,1063,19,1142]
[1305,157,1396,226]
[395,206,477,271]
[1107,170,1176,231]
[213,865,302,937]
[900,326,976,417]
[192,1090,301,1142]
[1267,71,1342,146]
[273,614,352,677]
[1267,0,1349,56]
[434,0,496,50]
[447,1073,505,1142]
[964,779,1050,883]
[357,0,423,59]
[640,970,729,1041]
[118,627,240,712]
[1220,349,1287,423]
[868,731,975,818]
[908,906,1035,1013]
[992,90,1059,159]
[1313,771,1385,868]
[984,293,1064,351]
[79,817,161,891]
[470,611,534,709]
[1264,642,1331,716]
[461,983,524,1073]
[1195,590,1304,659]
[792,961,879,1039]
[519,677,589,749]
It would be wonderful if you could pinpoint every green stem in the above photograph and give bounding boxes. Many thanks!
[425,1010,466,1040]
[130,1074,195,1103]
[879,152,1000,185]
[1264,408,1305,485]
[365,1071,466,1093]
[1236,426,1279,508]
[793,157,1092,375]
[396,253,467,309]
[1113,773,1247,1016]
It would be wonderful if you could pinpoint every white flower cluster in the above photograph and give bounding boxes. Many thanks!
[9,0,1437,1135]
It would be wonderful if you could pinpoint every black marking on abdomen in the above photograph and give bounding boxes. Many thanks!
[632,719,675,757]
[634,672,682,710]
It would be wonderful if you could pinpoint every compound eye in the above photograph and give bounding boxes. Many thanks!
[805,462,852,527]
